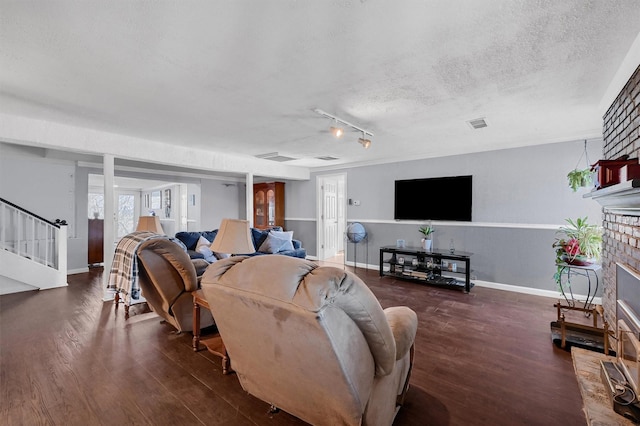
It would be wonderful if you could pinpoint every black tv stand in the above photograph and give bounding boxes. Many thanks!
[379,245,473,293]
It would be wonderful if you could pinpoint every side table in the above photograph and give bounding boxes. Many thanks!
[192,289,231,374]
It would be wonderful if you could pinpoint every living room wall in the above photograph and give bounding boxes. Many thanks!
[285,138,604,295]
[0,142,244,272]
[1,137,604,295]
[0,143,89,272]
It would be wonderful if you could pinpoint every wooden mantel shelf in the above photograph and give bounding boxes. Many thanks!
[583,179,640,216]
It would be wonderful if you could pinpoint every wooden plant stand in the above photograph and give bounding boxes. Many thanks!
[554,301,612,355]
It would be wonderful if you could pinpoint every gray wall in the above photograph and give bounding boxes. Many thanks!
[2,138,604,295]
[200,180,245,230]
[285,139,603,294]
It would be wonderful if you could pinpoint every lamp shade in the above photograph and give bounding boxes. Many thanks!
[136,216,164,234]
[210,219,256,255]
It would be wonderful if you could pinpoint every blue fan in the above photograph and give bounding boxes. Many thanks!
[346,222,367,243]
[345,222,367,273]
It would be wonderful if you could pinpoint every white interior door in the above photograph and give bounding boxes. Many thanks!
[337,176,346,253]
[317,173,346,261]
[323,178,338,259]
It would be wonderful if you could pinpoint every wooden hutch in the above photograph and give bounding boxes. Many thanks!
[253,182,284,230]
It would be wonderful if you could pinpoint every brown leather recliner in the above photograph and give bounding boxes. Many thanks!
[136,238,214,332]
[201,255,418,426]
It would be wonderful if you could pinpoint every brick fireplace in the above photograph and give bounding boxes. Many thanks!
[597,64,640,338]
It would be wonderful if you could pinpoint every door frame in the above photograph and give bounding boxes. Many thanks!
[316,173,347,261]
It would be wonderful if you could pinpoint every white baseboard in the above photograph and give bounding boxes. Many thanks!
[346,261,602,305]
[68,267,90,275]
[472,280,602,305]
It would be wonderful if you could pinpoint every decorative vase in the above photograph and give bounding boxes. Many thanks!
[561,253,596,266]
[422,238,432,251]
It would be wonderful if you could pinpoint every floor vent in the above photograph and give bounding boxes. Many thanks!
[467,118,488,129]
[255,152,296,162]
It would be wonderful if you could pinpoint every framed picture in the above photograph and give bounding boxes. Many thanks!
[164,189,171,218]
[151,191,161,209]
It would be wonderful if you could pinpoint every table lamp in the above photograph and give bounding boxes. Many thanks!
[210,218,255,255]
[136,215,164,234]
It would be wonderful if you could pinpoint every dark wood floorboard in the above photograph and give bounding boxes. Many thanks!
[1,266,587,426]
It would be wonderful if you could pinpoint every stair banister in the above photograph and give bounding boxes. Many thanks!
[0,197,68,291]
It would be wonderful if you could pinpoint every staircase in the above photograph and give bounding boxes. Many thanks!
[0,198,68,294]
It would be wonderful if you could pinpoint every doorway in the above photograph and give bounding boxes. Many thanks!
[316,173,346,265]
[115,191,138,238]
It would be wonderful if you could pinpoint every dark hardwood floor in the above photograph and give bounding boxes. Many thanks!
[1,265,588,425]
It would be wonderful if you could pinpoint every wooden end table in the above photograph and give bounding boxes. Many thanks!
[192,289,231,374]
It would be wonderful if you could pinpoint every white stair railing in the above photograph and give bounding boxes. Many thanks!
[0,198,67,290]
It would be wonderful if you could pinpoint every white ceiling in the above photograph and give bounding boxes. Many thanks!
[1,1,639,170]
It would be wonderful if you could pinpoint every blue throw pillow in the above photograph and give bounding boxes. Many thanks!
[251,228,268,250]
[269,230,294,251]
[258,233,289,254]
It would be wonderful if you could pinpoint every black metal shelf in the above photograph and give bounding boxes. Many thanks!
[379,245,474,293]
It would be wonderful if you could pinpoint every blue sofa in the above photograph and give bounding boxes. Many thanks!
[175,227,306,260]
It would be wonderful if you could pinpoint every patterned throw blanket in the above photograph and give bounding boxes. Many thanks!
[107,231,185,306]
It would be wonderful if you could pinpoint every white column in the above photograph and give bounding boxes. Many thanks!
[102,154,116,299]
[246,172,254,226]
[56,224,68,286]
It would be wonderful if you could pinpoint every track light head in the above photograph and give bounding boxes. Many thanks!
[330,126,344,138]
[358,137,371,149]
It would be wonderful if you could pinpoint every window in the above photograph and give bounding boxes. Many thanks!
[88,193,104,219]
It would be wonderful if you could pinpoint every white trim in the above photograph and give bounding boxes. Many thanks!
[473,279,601,304]
[344,262,602,303]
[68,267,90,275]
[286,217,316,222]
[286,217,561,230]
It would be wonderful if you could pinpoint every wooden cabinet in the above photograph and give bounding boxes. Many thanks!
[88,219,104,265]
[253,182,284,230]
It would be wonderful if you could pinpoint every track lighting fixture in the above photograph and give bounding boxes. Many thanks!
[313,108,374,149]
[358,134,371,149]
[330,125,344,138]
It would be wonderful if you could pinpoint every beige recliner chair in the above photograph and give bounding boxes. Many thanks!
[136,238,214,333]
[201,255,418,426]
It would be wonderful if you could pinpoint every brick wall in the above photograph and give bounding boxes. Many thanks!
[601,64,640,328]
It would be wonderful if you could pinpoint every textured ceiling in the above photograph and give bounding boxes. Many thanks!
[1,1,639,169]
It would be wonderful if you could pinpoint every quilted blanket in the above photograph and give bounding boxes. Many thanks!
[106,231,177,306]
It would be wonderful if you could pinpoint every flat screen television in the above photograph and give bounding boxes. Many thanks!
[394,175,472,221]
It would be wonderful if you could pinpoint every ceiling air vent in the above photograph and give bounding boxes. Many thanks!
[316,156,338,161]
[255,152,296,162]
[467,118,488,129]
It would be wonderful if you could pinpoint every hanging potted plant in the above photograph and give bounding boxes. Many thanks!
[419,223,434,251]
[567,168,593,192]
[552,217,602,285]
[566,140,594,192]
